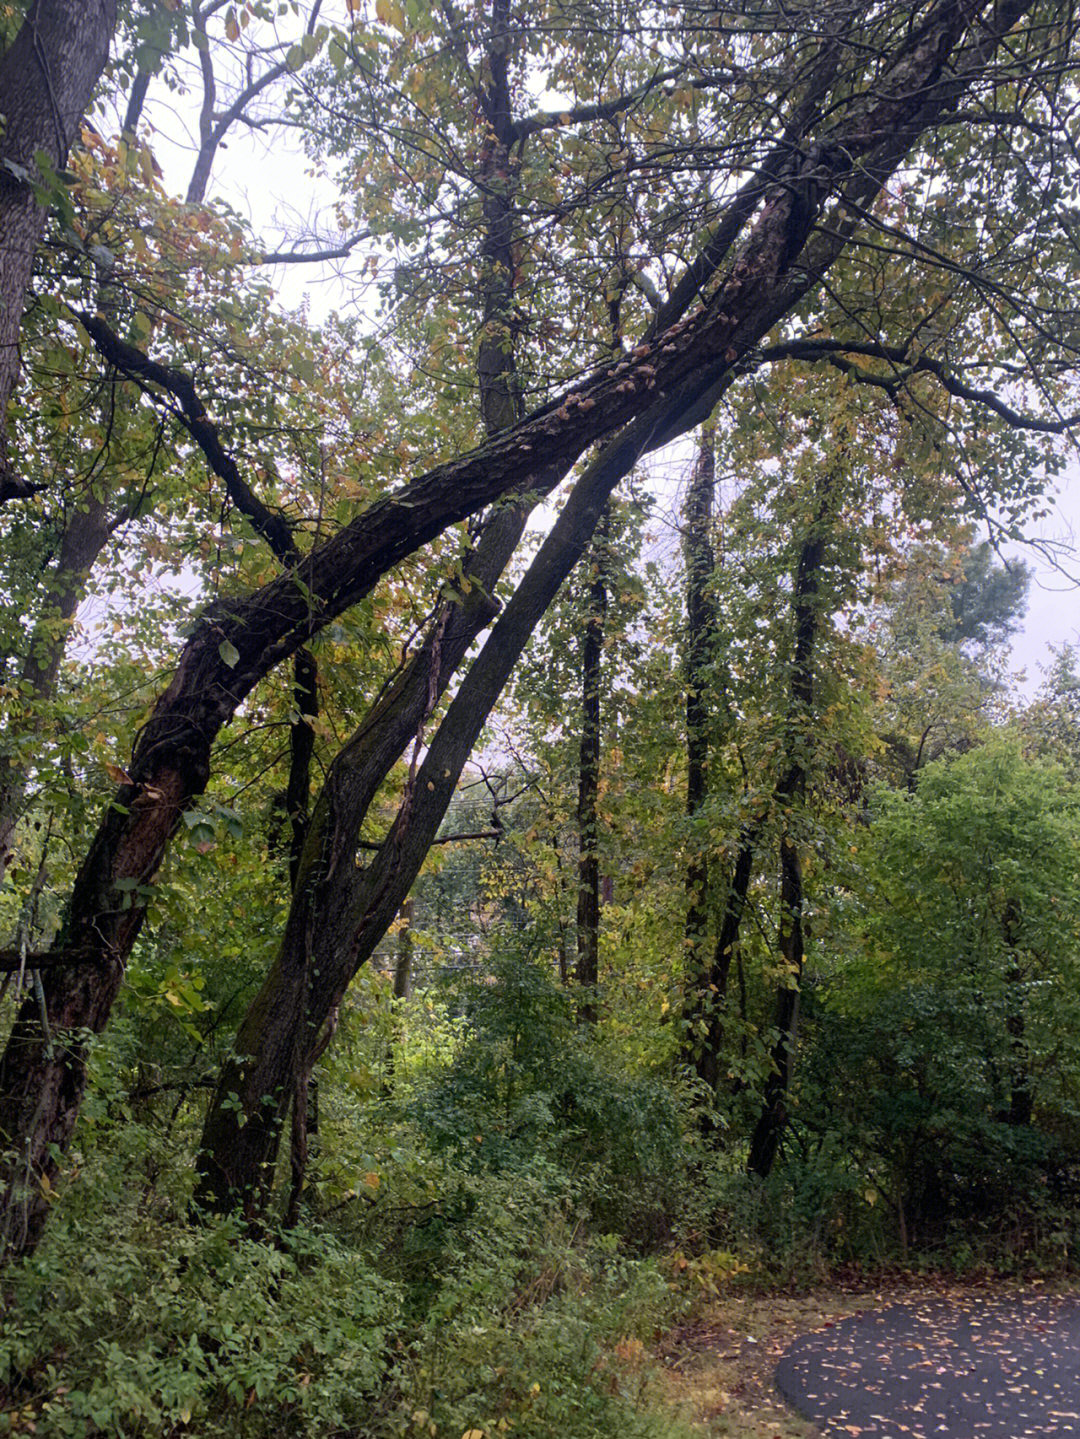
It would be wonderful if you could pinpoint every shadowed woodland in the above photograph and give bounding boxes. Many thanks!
[3,1,1080,1435]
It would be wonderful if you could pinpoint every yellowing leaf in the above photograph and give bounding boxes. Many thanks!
[225,8,240,40]
[375,0,391,20]
[362,1171,380,1190]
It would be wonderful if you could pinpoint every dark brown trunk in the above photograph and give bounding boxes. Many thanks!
[476,0,520,438]
[574,509,609,1019]
[746,470,834,1178]
[285,649,318,891]
[0,0,117,496]
[682,432,715,1005]
[686,833,758,1092]
[747,834,805,1177]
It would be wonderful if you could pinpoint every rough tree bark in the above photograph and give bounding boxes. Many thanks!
[0,0,1042,1255]
[0,0,117,500]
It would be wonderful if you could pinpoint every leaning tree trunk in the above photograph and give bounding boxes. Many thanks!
[193,434,645,1217]
[0,0,117,501]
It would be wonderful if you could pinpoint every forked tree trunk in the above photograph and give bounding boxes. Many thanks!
[193,436,642,1216]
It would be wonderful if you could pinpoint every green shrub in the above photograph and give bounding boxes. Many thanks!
[1,1210,401,1437]
[409,944,686,1238]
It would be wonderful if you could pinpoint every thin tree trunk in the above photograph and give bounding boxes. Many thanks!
[682,432,715,976]
[747,833,805,1177]
[687,833,758,1092]
[393,896,414,1001]
[285,649,318,891]
[746,470,835,1178]
[678,428,759,1096]
[574,507,609,1020]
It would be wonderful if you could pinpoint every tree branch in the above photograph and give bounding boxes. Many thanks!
[259,231,370,265]
[74,311,300,565]
[762,337,1080,434]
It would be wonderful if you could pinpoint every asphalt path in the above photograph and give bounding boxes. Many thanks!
[775,1291,1080,1436]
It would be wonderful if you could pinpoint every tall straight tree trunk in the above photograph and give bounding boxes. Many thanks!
[746,469,836,1178]
[681,429,721,1073]
[574,507,609,1019]
[0,0,117,499]
[682,434,714,979]
[678,428,760,1097]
